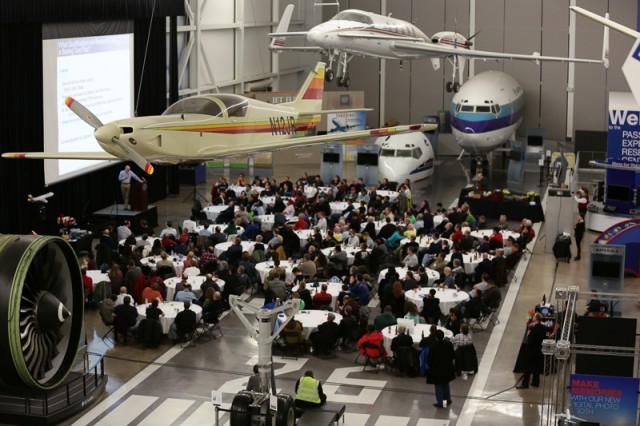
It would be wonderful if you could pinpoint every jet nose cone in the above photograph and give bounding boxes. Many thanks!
[94,123,120,144]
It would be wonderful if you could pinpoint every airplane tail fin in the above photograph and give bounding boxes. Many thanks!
[285,62,326,112]
[270,4,295,50]
[602,13,610,69]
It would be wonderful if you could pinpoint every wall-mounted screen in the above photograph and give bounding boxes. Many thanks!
[606,185,631,202]
[42,22,133,185]
[357,153,378,166]
[591,260,621,279]
[322,152,340,163]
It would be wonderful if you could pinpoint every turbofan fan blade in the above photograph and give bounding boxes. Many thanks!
[65,97,104,130]
[111,137,155,175]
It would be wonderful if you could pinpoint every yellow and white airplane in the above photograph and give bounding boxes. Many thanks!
[3,62,433,175]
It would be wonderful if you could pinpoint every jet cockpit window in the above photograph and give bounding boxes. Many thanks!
[460,105,474,112]
[332,11,374,25]
[491,104,501,114]
[411,148,422,159]
[396,149,412,158]
[380,148,395,157]
[163,98,223,117]
[214,94,249,118]
[476,106,491,113]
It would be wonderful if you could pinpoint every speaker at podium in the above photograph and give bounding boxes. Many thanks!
[130,181,148,211]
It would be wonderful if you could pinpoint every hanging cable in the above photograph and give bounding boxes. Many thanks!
[135,0,158,117]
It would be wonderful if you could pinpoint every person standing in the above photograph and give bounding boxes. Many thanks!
[574,188,589,217]
[426,329,456,408]
[574,214,585,261]
[517,313,547,389]
[118,165,144,210]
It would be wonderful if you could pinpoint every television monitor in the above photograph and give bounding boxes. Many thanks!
[322,152,340,163]
[591,260,621,279]
[606,185,631,201]
[528,135,543,147]
[357,153,378,166]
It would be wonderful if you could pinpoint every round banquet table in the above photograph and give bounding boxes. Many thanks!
[444,252,493,275]
[253,214,297,231]
[292,281,344,308]
[256,261,296,283]
[404,287,470,312]
[203,204,239,222]
[228,185,264,197]
[195,224,244,236]
[399,235,453,249]
[321,247,371,266]
[140,255,186,276]
[137,301,202,334]
[213,241,256,257]
[329,201,350,216]
[382,324,453,355]
[295,229,327,248]
[359,220,389,234]
[433,214,444,227]
[119,236,160,247]
[376,190,399,202]
[470,229,520,242]
[279,310,343,339]
[377,267,440,287]
[305,186,331,199]
[86,270,109,290]
[164,275,226,301]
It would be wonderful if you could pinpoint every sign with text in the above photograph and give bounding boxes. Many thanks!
[608,92,640,164]
[569,373,639,425]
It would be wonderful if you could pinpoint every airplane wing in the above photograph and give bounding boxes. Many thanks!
[337,31,424,43]
[570,6,640,38]
[209,123,435,158]
[269,4,322,53]
[2,152,120,160]
[297,108,373,116]
[390,40,603,65]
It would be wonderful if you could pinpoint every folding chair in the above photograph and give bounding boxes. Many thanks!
[360,341,385,373]
[197,309,225,342]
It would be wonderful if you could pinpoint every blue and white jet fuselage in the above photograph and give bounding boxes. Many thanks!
[450,71,524,155]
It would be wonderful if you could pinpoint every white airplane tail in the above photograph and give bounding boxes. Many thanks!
[270,4,295,50]
[284,62,326,112]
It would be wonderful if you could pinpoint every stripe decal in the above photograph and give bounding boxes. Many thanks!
[154,118,321,134]
[450,98,524,134]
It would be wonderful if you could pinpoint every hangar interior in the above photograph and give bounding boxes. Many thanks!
[1,0,640,425]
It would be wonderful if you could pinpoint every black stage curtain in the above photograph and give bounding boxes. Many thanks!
[0,15,173,234]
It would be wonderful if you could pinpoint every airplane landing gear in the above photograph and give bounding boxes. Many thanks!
[325,69,334,82]
[445,82,460,93]
[470,156,489,176]
[337,75,351,87]
[229,391,295,426]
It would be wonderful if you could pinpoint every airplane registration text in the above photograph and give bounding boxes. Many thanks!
[270,116,296,135]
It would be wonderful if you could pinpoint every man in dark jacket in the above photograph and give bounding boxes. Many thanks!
[427,329,456,407]
[517,313,547,389]
[310,312,341,355]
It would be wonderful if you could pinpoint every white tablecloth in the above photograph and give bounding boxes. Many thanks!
[137,301,202,334]
[359,220,389,234]
[470,229,520,242]
[203,205,239,222]
[119,236,160,247]
[164,275,226,301]
[86,270,109,290]
[399,236,453,249]
[280,310,343,339]
[254,214,297,231]
[140,255,186,276]
[377,267,440,286]
[258,196,290,209]
[305,186,331,199]
[381,324,453,355]
[434,214,444,227]
[256,261,296,283]
[195,224,244,236]
[321,247,371,266]
[213,241,257,257]
[228,185,264,197]
[404,288,470,312]
[329,201,350,216]
[444,252,493,275]
[295,229,326,248]
[376,190,399,202]
[292,281,344,309]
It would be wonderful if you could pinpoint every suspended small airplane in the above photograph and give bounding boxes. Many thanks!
[271,5,606,91]
[554,408,587,425]
[450,70,524,155]
[2,62,434,174]
[376,132,435,183]
[27,192,54,203]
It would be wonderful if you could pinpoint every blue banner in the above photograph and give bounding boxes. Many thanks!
[569,373,639,425]
[608,108,640,164]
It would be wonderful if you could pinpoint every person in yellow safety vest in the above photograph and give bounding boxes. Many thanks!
[294,370,327,408]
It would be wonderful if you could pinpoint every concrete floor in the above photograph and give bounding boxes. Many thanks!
[61,156,639,426]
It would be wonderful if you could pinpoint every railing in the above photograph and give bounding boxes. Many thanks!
[0,352,105,417]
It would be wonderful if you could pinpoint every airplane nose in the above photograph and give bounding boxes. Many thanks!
[94,123,120,144]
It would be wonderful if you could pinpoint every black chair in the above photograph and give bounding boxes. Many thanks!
[137,319,163,348]
[281,328,305,359]
[359,341,386,373]
[391,346,419,377]
[176,318,199,348]
[113,316,133,345]
[157,265,176,280]
[197,308,225,341]
[455,344,479,376]
[100,315,115,344]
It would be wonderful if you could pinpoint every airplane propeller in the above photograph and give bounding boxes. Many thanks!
[64,97,154,174]
[465,30,481,47]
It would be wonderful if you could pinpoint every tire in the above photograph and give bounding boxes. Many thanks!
[337,77,344,87]
[445,81,453,93]
[453,82,460,93]
[276,393,296,426]
[343,77,351,88]
[0,235,84,390]
[230,391,253,426]
[325,69,334,82]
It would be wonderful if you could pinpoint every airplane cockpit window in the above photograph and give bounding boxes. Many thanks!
[460,105,474,112]
[411,148,422,159]
[380,148,395,157]
[163,97,223,117]
[492,105,501,114]
[396,149,412,158]
[214,94,249,118]
[332,11,374,25]
[476,106,491,113]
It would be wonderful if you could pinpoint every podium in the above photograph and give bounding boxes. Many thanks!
[131,181,148,211]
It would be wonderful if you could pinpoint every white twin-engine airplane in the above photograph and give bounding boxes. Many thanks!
[27,192,54,204]
[2,62,434,174]
[271,5,607,91]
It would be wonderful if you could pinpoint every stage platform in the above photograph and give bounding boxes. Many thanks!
[88,204,158,228]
